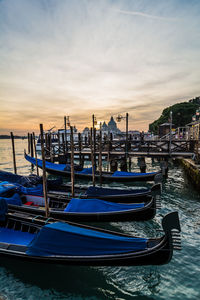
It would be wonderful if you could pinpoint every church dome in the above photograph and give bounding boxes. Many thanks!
[108,116,116,127]
[102,121,108,130]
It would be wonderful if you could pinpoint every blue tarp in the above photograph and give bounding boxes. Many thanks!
[0,227,35,245]
[25,155,66,171]
[112,171,156,177]
[26,154,89,173]
[0,193,22,206]
[0,170,41,187]
[20,184,43,196]
[64,198,144,213]
[0,198,8,221]
[0,181,18,196]
[86,186,149,197]
[0,170,63,190]
[26,222,147,256]
[78,167,93,174]
[0,181,43,197]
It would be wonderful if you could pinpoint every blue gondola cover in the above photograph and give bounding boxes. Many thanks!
[26,222,147,256]
[112,171,156,177]
[0,170,41,186]
[0,193,22,206]
[25,155,66,171]
[64,198,144,213]
[86,186,149,197]
[79,167,93,174]
[0,181,43,197]
[20,184,43,196]
[0,181,19,196]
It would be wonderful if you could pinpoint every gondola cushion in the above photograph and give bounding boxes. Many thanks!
[0,227,35,245]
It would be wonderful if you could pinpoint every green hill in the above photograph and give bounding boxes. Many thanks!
[149,97,200,134]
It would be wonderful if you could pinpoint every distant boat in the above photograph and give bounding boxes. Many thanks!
[36,127,79,151]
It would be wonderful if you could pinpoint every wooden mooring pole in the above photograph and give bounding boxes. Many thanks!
[125,113,129,160]
[40,124,49,218]
[30,133,34,170]
[10,132,17,174]
[90,127,95,186]
[58,131,61,154]
[99,123,102,185]
[64,116,68,155]
[33,132,39,176]
[27,132,30,154]
[70,126,75,197]
[49,133,53,162]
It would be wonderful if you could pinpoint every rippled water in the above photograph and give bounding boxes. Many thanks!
[0,139,200,300]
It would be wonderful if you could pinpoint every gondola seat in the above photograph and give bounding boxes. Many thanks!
[0,227,35,246]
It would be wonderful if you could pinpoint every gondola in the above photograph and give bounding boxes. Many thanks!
[0,199,181,266]
[0,182,160,222]
[25,153,162,182]
[0,169,162,202]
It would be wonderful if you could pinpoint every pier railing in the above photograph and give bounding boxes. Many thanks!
[41,136,197,160]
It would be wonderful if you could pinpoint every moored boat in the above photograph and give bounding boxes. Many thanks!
[0,169,162,202]
[0,183,160,222]
[0,199,181,266]
[25,153,162,183]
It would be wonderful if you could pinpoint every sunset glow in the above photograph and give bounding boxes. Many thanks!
[0,0,200,134]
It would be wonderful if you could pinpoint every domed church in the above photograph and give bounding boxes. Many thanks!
[102,116,121,134]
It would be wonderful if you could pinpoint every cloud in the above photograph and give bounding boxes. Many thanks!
[0,0,200,134]
[115,9,177,21]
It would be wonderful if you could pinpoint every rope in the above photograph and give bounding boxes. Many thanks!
[31,215,41,222]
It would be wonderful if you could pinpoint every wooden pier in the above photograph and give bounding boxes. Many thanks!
[25,131,199,176]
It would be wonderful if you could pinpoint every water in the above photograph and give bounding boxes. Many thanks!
[0,139,200,300]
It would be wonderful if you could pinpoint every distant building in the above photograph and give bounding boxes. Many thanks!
[159,123,174,138]
[101,121,108,132]
[102,116,121,136]
[82,116,121,139]
[108,116,118,132]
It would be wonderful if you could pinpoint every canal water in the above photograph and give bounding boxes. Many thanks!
[0,139,200,300]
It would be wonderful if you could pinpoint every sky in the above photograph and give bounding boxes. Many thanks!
[0,0,200,135]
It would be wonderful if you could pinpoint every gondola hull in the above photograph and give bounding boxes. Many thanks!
[25,154,162,182]
[0,170,161,203]
[44,167,160,182]
[0,238,171,266]
[8,195,157,222]
[0,211,181,266]
[48,184,161,203]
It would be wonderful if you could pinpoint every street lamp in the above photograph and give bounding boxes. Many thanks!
[116,113,129,158]
[196,109,200,121]
[66,116,70,127]
[92,115,97,128]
